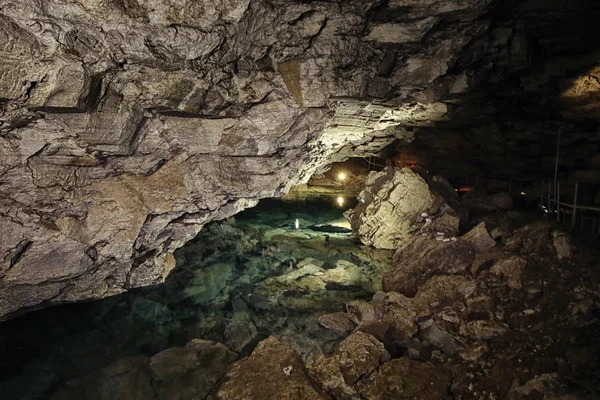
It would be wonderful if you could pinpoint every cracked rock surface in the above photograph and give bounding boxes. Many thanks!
[0,0,526,319]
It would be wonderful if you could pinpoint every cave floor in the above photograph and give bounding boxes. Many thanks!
[0,192,392,400]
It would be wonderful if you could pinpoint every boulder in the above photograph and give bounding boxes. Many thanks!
[383,236,475,296]
[415,275,476,306]
[552,231,573,260]
[462,222,496,253]
[308,331,386,400]
[318,312,357,336]
[504,221,553,255]
[215,337,330,400]
[224,312,258,352]
[50,356,155,400]
[359,358,452,399]
[346,300,378,325]
[345,168,461,250]
[460,320,509,340]
[490,256,527,290]
[422,325,465,356]
[52,339,236,400]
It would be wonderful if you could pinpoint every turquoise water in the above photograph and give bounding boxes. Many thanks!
[0,195,392,400]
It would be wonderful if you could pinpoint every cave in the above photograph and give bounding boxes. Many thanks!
[1,0,600,399]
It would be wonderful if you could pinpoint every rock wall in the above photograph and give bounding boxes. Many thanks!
[0,0,527,319]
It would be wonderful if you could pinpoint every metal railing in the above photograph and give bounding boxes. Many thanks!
[481,178,600,234]
[359,158,600,234]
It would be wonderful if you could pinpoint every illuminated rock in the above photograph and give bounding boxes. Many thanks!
[0,0,547,319]
[345,168,461,250]
[308,331,385,400]
[215,336,330,400]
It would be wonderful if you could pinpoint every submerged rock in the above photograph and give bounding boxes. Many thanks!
[150,340,236,400]
[345,168,461,250]
[224,312,258,353]
[182,262,233,304]
[51,340,236,400]
[51,356,155,400]
[215,336,330,400]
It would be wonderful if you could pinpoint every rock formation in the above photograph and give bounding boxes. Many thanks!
[345,167,462,249]
[45,217,599,399]
[0,0,529,319]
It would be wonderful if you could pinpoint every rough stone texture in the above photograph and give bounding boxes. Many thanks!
[552,231,573,260]
[0,0,516,319]
[345,168,461,249]
[383,236,475,296]
[462,222,496,253]
[51,339,236,400]
[359,358,452,400]
[50,356,155,400]
[318,312,357,337]
[506,373,579,400]
[460,320,509,340]
[504,220,554,255]
[308,331,385,400]
[490,255,527,290]
[215,336,330,400]
[312,217,600,399]
[150,339,237,400]
[422,325,465,356]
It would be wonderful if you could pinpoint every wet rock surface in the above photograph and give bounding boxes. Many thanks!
[50,339,235,400]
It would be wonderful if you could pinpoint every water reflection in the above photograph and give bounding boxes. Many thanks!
[0,194,391,400]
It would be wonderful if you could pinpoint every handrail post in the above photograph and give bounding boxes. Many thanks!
[557,181,560,222]
[554,128,561,211]
[572,183,579,228]
[548,182,552,212]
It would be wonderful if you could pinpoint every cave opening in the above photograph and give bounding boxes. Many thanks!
[0,162,397,398]
[2,0,600,398]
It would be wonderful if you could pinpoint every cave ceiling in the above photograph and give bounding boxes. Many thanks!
[0,0,599,319]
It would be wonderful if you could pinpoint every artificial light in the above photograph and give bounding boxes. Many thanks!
[338,172,346,181]
[337,196,344,206]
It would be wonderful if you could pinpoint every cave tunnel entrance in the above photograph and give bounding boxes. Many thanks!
[0,158,397,400]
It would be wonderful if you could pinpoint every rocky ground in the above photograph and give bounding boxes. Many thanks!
[35,169,600,400]
[44,213,600,400]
